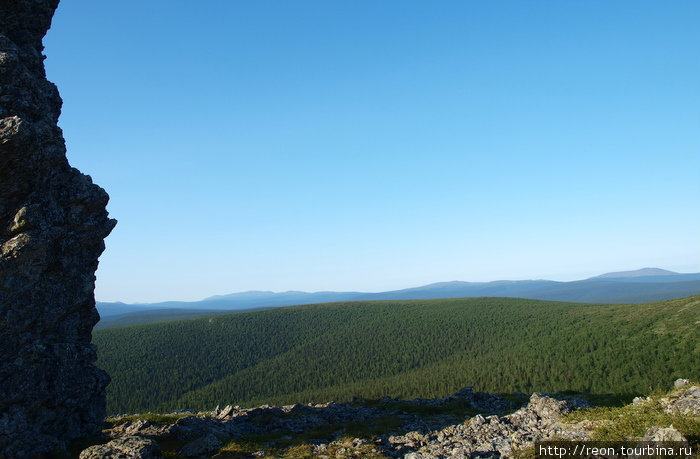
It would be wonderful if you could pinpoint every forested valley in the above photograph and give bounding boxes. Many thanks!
[93,295,700,414]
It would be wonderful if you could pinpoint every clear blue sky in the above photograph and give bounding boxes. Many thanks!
[44,1,700,303]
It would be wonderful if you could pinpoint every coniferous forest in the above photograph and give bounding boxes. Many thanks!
[93,295,700,415]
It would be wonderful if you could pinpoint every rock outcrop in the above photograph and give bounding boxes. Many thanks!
[0,1,115,456]
[88,380,698,457]
[661,381,700,416]
[99,390,591,458]
[79,436,163,459]
[384,393,592,458]
[641,425,687,442]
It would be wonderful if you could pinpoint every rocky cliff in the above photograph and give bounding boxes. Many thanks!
[0,0,116,456]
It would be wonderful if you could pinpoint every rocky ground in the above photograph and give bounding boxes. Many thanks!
[75,379,699,458]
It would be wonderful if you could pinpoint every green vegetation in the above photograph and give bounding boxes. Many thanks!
[76,384,699,458]
[93,295,700,414]
[217,432,388,458]
[353,398,482,419]
[95,308,242,330]
[217,417,399,458]
[565,383,700,443]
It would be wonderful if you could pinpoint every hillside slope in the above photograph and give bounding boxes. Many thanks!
[95,270,700,327]
[93,296,700,415]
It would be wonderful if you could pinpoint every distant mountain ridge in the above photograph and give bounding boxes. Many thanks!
[96,268,700,327]
[590,267,679,279]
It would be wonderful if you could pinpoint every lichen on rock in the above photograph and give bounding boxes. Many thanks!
[79,436,163,459]
[0,0,116,456]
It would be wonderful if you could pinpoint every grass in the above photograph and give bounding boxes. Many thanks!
[211,397,485,457]
[500,390,635,410]
[556,390,635,408]
[565,383,700,443]
[214,416,400,458]
[322,437,387,459]
[250,415,401,445]
[157,437,189,459]
[83,382,700,458]
[511,384,700,459]
[355,397,483,415]
[216,437,388,458]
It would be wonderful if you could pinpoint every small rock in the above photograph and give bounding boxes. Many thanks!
[662,386,700,416]
[641,426,687,442]
[122,420,150,435]
[674,379,691,389]
[79,436,162,459]
[217,404,235,418]
[469,414,486,426]
[351,437,366,447]
[526,394,576,420]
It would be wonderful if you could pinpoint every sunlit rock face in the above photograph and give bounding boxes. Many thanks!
[0,1,116,455]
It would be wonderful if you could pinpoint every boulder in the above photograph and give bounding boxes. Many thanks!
[662,385,700,416]
[641,425,687,442]
[79,436,162,459]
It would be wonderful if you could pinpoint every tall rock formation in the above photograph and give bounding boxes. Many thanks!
[0,1,116,455]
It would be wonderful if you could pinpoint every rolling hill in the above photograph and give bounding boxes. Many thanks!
[96,268,700,328]
[93,294,700,415]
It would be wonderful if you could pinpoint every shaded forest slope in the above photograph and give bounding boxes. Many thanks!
[93,296,700,414]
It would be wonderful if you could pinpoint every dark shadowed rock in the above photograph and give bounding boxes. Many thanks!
[179,433,223,458]
[0,0,115,456]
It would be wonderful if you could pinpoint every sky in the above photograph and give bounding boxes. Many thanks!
[43,1,700,303]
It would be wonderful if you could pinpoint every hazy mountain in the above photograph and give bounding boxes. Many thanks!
[96,268,700,328]
[353,279,562,301]
[201,290,368,308]
[590,267,680,279]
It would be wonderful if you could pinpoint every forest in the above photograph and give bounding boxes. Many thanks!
[93,295,700,415]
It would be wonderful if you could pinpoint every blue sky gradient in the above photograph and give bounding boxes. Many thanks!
[44,1,700,302]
